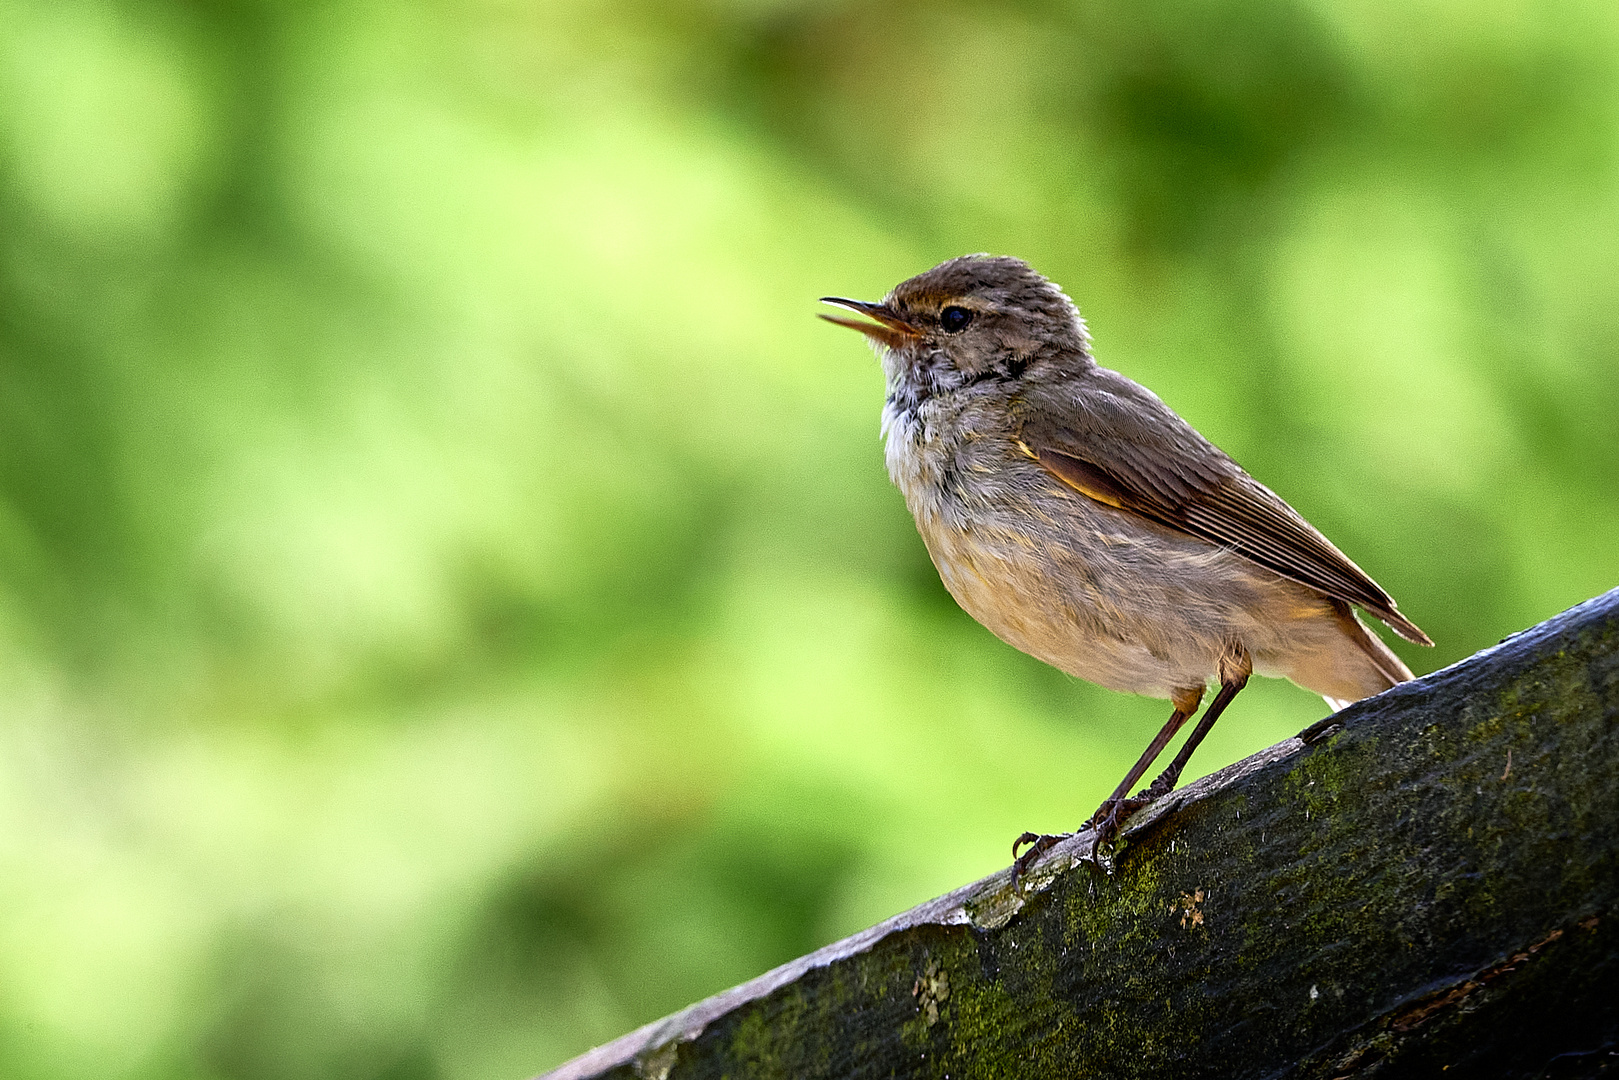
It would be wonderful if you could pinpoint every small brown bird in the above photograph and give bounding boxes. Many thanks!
[821,255,1430,874]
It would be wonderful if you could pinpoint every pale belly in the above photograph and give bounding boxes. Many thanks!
[914,503,1344,700]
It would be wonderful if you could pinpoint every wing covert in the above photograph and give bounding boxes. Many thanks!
[1021,372,1431,646]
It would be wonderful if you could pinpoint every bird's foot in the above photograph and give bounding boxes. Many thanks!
[1011,831,1073,895]
[1140,772,1179,802]
[1014,775,1186,891]
[1089,770,1184,849]
[1086,794,1154,851]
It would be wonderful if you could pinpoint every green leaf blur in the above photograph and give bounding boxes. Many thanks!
[0,0,1615,1077]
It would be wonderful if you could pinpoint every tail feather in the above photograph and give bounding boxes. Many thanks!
[1320,604,1414,712]
[1348,610,1414,685]
[1373,605,1433,648]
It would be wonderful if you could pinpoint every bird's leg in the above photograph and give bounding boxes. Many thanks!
[1138,645,1252,803]
[1014,692,1200,890]
[1085,684,1205,849]
[1013,648,1255,884]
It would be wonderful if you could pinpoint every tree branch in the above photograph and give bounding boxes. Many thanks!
[542,588,1619,1080]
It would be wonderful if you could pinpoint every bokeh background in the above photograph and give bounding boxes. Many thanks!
[1,0,1616,1076]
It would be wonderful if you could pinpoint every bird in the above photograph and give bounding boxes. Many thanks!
[820,254,1430,876]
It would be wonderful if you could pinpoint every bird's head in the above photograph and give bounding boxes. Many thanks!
[820,254,1092,410]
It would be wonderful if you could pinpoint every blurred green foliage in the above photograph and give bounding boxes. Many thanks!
[0,0,1616,1076]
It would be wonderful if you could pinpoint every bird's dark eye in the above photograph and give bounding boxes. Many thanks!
[939,306,973,333]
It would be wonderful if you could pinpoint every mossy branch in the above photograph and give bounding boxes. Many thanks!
[541,589,1619,1080]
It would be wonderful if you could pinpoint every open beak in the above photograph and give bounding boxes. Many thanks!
[818,297,920,351]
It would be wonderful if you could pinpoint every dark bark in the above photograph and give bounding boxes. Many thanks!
[541,589,1619,1080]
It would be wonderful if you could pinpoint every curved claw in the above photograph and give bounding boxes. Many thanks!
[1010,831,1073,895]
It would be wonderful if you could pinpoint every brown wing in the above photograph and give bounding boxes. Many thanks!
[1019,369,1433,646]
